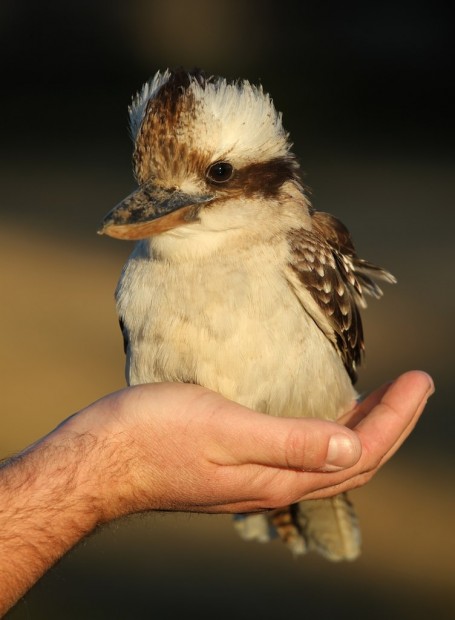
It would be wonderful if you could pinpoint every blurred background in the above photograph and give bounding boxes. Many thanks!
[1,1,454,618]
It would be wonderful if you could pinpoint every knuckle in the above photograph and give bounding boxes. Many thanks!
[283,425,326,471]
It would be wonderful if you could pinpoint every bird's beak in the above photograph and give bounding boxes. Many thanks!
[98,183,215,240]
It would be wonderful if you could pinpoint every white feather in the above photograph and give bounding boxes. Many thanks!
[127,69,290,166]
[189,78,290,164]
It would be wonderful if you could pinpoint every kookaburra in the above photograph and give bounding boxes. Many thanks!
[98,68,395,561]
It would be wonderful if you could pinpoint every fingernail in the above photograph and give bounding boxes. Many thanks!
[423,372,435,397]
[324,433,360,472]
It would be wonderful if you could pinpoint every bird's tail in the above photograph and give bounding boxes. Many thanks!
[233,493,361,561]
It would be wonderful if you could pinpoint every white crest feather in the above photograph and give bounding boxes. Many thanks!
[127,69,291,166]
[189,78,291,165]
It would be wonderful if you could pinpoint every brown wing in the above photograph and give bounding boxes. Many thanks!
[287,211,396,383]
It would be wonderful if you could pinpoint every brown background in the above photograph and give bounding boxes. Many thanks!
[1,2,454,619]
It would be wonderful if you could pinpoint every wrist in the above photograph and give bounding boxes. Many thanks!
[60,401,145,523]
[0,429,106,615]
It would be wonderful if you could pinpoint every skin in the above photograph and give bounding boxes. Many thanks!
[0,370,434,615]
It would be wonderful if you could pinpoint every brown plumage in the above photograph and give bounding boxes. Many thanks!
[288,211,395,383]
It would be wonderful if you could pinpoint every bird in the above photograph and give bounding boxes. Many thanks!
[98,68,396,561]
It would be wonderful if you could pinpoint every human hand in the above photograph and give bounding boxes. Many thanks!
[63,370,434,521]
[0,371,433,615]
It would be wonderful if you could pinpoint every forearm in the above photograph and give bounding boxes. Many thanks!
[0,430,106,615]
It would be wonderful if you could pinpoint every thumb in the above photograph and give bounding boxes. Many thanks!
[208,402,362,472]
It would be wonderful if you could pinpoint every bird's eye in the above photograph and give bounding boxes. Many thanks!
[206,161,234,184]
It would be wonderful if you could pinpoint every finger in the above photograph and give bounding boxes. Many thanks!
[291,370,435,499]
[209,402,362,472]
[353,370,434,463]
[341,370,433,433]
[338,382,390,428]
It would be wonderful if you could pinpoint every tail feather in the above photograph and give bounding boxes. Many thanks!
[233,493,361,562]
[296,493,361,561]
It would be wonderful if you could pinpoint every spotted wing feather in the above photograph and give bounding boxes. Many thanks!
[287,211,396,383]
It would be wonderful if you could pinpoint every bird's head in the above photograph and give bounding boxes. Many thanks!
[98,68,303,242]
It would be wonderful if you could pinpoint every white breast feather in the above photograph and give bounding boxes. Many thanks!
[117,237,357,420]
